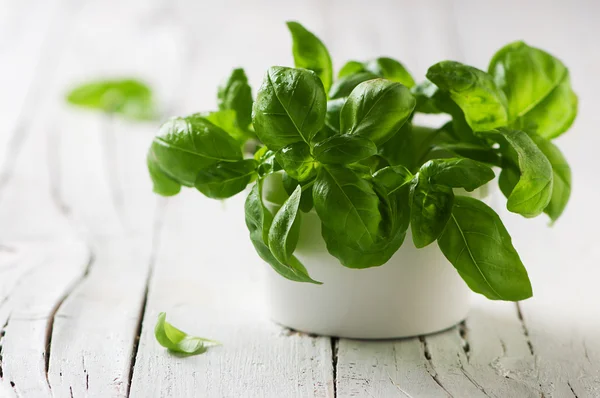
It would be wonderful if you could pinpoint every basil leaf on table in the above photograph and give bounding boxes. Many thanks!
[426,61,508,131]
[313,165,382,251]
[275,142,318,181]
[496,128,553,218]
[148,115,242,187]
[217,68,253,130]
[340,79,416,145]
[66,79,154,120]
[268,185,303,264]
[313,135,377,164]
[245,181,320,284]
[195,159,257,199]
[437,196,532,301]
[155,312,220,356]
[489,41,577,139]
[329,71,379,99]
[287,21,333,93]
[421,158,495,192]
[410,175,454,248]
[253,66,327,150]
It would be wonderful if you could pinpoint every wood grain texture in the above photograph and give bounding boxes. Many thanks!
[1,0,600,397]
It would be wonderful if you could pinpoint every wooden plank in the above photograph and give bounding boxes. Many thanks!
[129,192,334,397]
[130,1,334,396]
[37,0,185,395]
[0,240,89,397]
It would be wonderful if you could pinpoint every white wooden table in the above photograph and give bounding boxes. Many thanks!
[1,0,599,396]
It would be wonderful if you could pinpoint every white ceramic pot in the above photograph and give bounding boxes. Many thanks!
[263,173,492,339]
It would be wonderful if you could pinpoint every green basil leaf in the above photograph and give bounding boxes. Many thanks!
[66,79,154,120]
[421,158,495,192]
[410,175,454,248]
[313,166,382,251]
[195,159,257,199]
[275,142,318,181]
[322,182,410,268]
[497,128,553,218]
[489,41,577,139]
[147,150,181,196]
[379,123,439,171]
[437,196,532,301]
[426,61,508,131]
[286,21,333,94]
[254,147,282,178]
[324,98,345,135]
[431,142,501,167]
[372,165,413,194]
[329,72,379,99]
[364,57,415,88]
[269,185,303,264]
[338,61,364,78]
[282,173,314,213]
[340,79,416,145]
[498,166,520,200]
[313,135,377,164]
[149,115,242,186]
[155,312,220,355]
[253,66,327,150]
[412,80,443,114]
[217,68,253,130]
[202,109,253,144]
[245,181,321,284]
[523,134,571,222]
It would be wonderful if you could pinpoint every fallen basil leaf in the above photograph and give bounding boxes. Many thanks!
[66,79,155,120]
[155,312,220,355]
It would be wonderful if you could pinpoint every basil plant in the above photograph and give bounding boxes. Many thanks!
[147,22,577,301]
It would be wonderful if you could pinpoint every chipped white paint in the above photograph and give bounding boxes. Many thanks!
[1,0,600,397]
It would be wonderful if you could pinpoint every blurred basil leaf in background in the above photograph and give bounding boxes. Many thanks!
[66,79,155,120]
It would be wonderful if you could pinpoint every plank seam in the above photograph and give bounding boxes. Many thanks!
[0,317,8,379]
[44,252,95,389]
[419,336,453,397]
[331,337,338,397]
[126,198,167,397]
